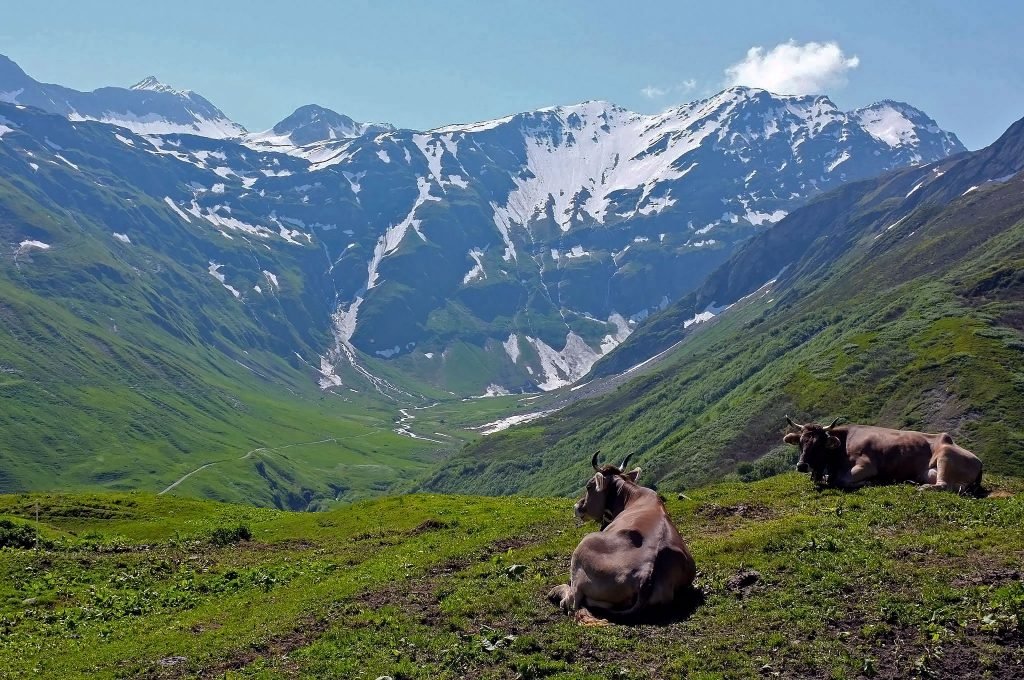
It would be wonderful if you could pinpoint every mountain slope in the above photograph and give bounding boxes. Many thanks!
[0,54,965,396]
[317,90,963,393]
[591,114,1024,378]
[0,103,451,507]
[0,55,244,138]
[423,116,1024,496]
[0,56,971,505]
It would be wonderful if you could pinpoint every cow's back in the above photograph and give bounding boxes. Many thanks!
[844,425,940,482]
[608,502,696,598]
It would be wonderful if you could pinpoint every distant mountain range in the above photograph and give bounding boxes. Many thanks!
[425,113,1024,496]
[0,53,965,398]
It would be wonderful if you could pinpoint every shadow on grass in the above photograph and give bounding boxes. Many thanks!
[574,585,707,627]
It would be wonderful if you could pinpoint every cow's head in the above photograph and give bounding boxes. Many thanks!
[574,452,641,526]
[783,416,842,483]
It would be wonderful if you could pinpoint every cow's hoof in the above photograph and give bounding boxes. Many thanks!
[575,608,611,627]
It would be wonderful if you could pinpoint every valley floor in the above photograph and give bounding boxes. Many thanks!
[1,474,1023,678]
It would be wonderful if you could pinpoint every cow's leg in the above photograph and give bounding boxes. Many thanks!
[918,449,951,492]
[921,446,981,493]
[547,584,574,612]
[836,462,876,489]
[569,577,611,626]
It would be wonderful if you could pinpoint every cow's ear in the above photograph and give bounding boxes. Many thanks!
[624,467,642,483]
[827,435,841,449]
[784,432,800,445]
[593,473,605,492]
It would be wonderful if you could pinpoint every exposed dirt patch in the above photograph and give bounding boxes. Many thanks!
[697,503,777,521]
[855,626,1023,680]
[915,384,983,436]
[245,538,317,552]
[484,535,539,554]
[191,615,328,679]
[189,621,223,635]
[409,518,451,535]
[725,568,762,598]
[353,555,472,628]
[349,518,453,544]
[953,567,1023,588]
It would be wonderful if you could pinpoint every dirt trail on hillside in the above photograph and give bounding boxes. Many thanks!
[157,431,384,495]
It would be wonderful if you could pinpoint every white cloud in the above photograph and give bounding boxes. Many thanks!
[642,79,698,100]
[641,85,669,99]
[724,40,860,95]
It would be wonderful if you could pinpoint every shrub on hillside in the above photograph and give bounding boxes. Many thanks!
[738,447,800,483]
[0,519,41,549]
[210,524,252,546]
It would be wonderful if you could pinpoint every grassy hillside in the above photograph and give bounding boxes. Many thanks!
[1,476,1022,678]
[591,117,1024,380]
[0,109,543,508]
[0,242,444,508]
[424,148,1024,497]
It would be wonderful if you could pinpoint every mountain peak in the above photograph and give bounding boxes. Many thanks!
[0,55,244,138]
[130,76,182,95]
[248,104,394,147]
[273,104,357,133]
[851,100,964,153]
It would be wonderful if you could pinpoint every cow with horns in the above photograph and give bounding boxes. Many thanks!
[547,452,697,625]
[783,416,984,493]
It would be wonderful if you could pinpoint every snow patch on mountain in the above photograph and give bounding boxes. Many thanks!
[463,248,486,284]
[744,209,787,226]
[854,103,920,148]
[17,240,50,253]
[684,310,716,328]
[192,203,276,239]
[599,313,632,354]
[367,177,438,289]
[481,384,512,397]
[503,333,521,364]
[317,356,344,389]
[0,116,17,137]
[207,262,240,299]
[527,332,603,391]
[245,104,394,151]
[475,409,556,435]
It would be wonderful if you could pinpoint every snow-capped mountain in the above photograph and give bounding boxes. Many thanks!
[851,100,963,161]
[0,55,967,395]
[0,55,245,138]
[245,104,395,150]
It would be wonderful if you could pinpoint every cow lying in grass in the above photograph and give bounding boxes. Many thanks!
[548,453,697,626]
[784,416,983,494]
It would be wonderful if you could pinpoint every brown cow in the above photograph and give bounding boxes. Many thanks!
[783,416,983,493]
[547,453,697,626]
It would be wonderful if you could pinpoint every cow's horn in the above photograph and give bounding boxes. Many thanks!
[591,451,601,471]
[824,416,842,430]
[785,415,804,429]
[619,453,634,471]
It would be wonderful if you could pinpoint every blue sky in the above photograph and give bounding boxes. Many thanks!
[3,0,1021,149]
